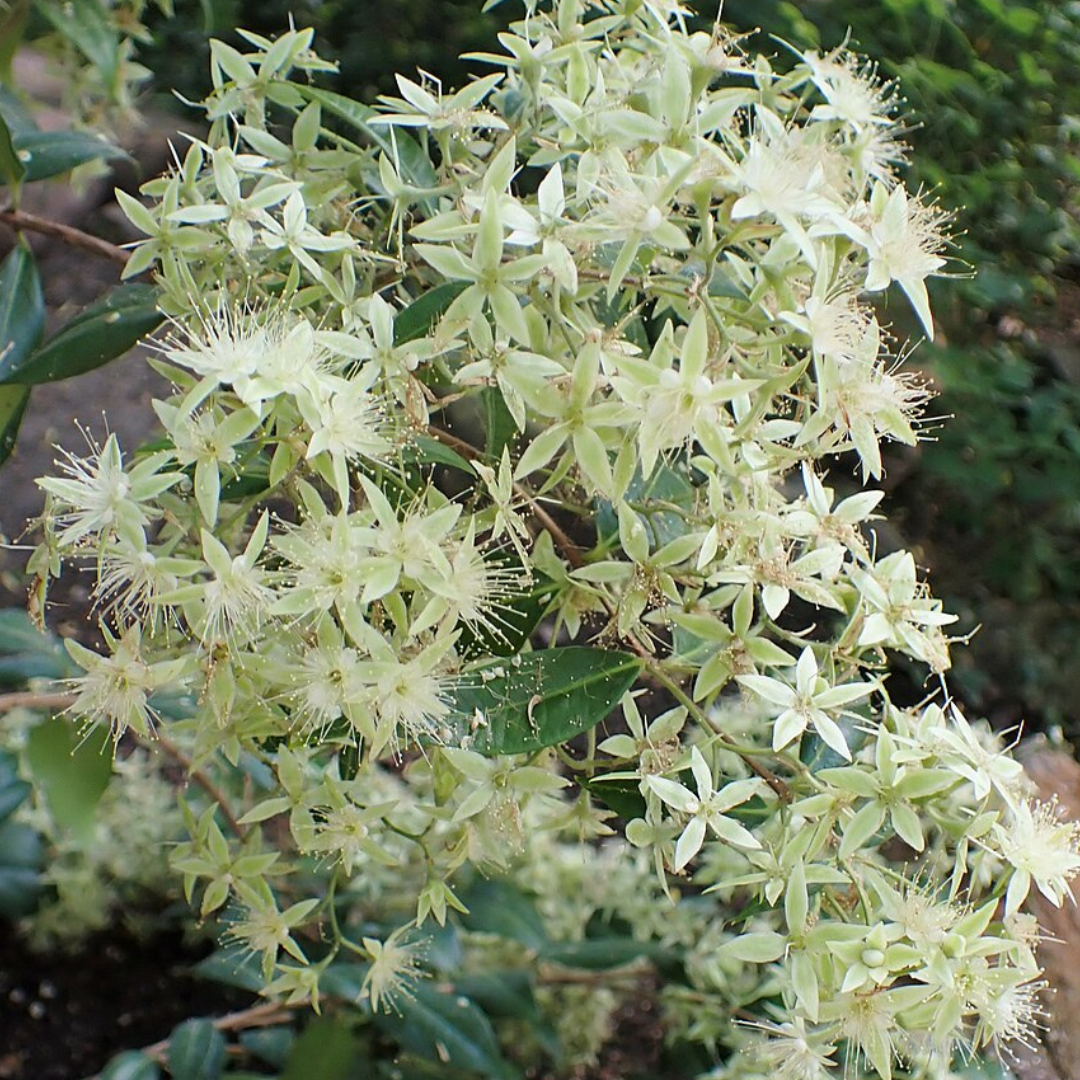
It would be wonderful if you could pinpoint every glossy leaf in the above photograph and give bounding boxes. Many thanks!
[99,1051,162,1080]
[482,384,517,459]
[1,284,162,385]
[540,937,675,970]
[0,820,43,917]
[460,879,549,951]
[10,129,128,183]
[0,610,74,674]
[25,719,113,845]
[0,243,45,381]
[0,385,29,466]
[296,84,438,192]
[0,110,24,193]
[193,943,265,993]
[376,985,518,1080]
[394,281,467,345]
[445,647,641,755]
[167,1019,226,1080]
[0,749,30,823]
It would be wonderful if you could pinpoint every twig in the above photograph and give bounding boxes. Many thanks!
[84,1001,297,1078]
[0,690,77,713]
[0,689,247,836]
[0,206,131,266]
[426,424,586,568]
[150,730,249,839]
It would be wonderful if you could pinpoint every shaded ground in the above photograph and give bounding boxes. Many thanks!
[0,923,249,1080]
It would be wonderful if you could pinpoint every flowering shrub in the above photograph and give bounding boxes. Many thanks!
[22,1,1080,1075]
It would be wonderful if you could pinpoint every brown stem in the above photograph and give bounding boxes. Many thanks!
[0,206,131,266]
[0,690,78,713]
[150,730,248,839]
[84,1001,296,1077]
[426,425,585,569]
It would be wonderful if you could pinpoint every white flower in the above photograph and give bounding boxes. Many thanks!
[995,798,1080,916]
[737,647,872,760]
[861,185,949,339]
[37,434,180,548]
[645,746,763,870]
[361,926,427,1014]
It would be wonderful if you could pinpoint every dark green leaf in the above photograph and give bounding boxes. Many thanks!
[0,110,24,193]
[539,937,673,970]
[26,718,113,844]
[0,652,71,685]
[457,564,554,660]
[0,750,30,823]
[0,864,42,917]
[319,959,369,1002]
[582,774,647,821]
[280,1017,358,1080]
[445,647,641,755]
[0,243,45,380]
[167,1019,226,1080]
[401,434,473,474]
[296,85,438,192]
[0,609,61,654]
[11,129,128,183]
[0,385,29,466]
[193,943,266,993]
[99,1051,162,1080]
[0,86,36,138]
[0,820,44,917]
[1,285,162,385]
[376,985,518,1080]
[394,282,468,345]
[460,880,549,951]
[481,385,517,460]
[239,1028,295,1070]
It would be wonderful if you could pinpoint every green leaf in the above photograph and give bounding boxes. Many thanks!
[0,384,29,466]
[167,1019,226,1080]
[25,718,113,845]
[0,110,24,194]
[0,820,43,917]
[445,647,642,755]
[0,749,31,822]
[280,1017,358,1080]
[193,943,266,993]
[581,773,647,821]
[540,937,674,970]
[99,1051,162,1080]
[0,86,36,138]
[376,985,518,1080]
[239,1028,295,1071]
[0,610,75,677]
[401,434,473,474]
[457,563,554,660]
[9,130,128,183]
[481,384,517,459]
[1,285,163,385]
[0,1,28,83]
[394,282,468,345]
[460,879,549,950]
[0,242,45,379]
[296,85,438,192]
